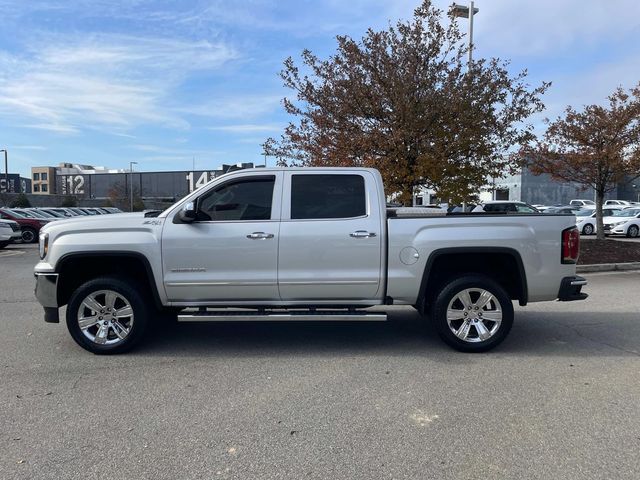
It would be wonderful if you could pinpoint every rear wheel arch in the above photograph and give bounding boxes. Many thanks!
[416,247,527,314]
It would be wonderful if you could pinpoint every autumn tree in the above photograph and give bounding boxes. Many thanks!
[9,193,31,208]
[107,182,145,212]
[263,0,549,204]
[526,84,640,240]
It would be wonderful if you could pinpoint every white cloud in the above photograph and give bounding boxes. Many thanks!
[469,0,640,57]
[0,34,238,134]
[9,145,47,151]
[180,95,283,119]
[208,123,282,133]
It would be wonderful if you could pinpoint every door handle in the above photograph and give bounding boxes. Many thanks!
[350,230,376,238]
[247,232,274,240]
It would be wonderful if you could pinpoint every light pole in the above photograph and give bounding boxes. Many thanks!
[129,161,138,212]
[0,149,7,193]
[451,2,479,66]
[452,2,479,210]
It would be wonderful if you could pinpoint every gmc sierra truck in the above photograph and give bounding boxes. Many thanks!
[34,167,587,354]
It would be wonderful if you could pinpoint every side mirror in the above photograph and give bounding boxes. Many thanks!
[178,201,197,223]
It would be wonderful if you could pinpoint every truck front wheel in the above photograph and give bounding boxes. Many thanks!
[431,275,514,352]
[66,277,150,354]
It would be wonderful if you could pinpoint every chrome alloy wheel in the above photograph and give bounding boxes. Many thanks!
[446,288,502,343]
[77,290,134,345]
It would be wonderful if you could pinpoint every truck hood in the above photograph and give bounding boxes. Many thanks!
[41,212,155,237]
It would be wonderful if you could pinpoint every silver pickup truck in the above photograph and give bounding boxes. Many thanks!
[34,167,587,354]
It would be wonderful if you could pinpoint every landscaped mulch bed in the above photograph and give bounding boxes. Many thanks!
[578,239,640,265]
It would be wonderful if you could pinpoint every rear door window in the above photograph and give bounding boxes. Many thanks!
[515,204,537,213]
[291,174,366,219]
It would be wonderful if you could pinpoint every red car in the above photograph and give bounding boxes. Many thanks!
[0,208,51,243]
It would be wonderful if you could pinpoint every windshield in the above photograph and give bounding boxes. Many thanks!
[1,209,26,218]
[575,209,592,216]
[613,209,640,217]
[43,210,64,217]
[22,210,46,218]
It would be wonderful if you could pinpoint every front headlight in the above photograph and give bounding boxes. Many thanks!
[613,221,627,227]
[39,233,49,259]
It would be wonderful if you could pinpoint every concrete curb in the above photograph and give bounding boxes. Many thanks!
[577,262,640,273]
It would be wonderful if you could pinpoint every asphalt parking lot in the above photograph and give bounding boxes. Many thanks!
[1,245,639,480]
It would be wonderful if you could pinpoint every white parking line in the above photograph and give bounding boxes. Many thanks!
[0,250,25,257]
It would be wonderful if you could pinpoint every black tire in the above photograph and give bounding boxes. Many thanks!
[627,225,639,238]
[66,276,150,354]
[21,227,37,243]
[582,223,594,235]
[431,275,514,353]
[0,241,8,249]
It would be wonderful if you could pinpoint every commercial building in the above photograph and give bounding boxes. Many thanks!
[29,162,256,206]
[0,173,32,194]
[414,167,629,206]
[31,167,57,194]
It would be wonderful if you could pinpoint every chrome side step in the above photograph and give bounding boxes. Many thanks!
[177,309,387,322]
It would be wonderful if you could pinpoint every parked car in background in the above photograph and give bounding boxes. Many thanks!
[14,208,59,220]
[569,199,596,208]
[543,206,578,214]
[606,209,640,237]
[38,207,77,218]
[471,201,539,213]
[604,200,633,207]
[0,219,21,249]
[575,207,626,235]
[34,208,67,218]
[0,208,51,243]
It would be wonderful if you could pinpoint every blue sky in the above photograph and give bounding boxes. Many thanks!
[1,0,639,177]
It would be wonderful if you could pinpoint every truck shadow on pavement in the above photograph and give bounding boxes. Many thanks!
[134,309,640,358]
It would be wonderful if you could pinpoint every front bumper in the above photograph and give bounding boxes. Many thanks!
[558,275,588,301]
[34,273,60,323]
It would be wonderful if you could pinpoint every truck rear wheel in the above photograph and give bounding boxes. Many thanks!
[431,275,514,352]
[66,276,150,354]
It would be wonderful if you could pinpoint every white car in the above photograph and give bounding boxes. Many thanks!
[575,207,627,235]
[0,219,22,249]
[607,210,640,237]
[471,201,538,213]
[604,200,632,207]
[569,199,595,208]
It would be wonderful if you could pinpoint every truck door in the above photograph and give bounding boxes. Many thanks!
[277,171,383,301]
[162,172,282,302]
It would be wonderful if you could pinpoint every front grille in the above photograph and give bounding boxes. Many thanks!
[604,224,612,230]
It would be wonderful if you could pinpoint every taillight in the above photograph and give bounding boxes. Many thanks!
[562,227,580,264]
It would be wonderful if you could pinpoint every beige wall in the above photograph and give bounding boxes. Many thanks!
[31,167,56,194]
